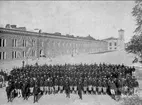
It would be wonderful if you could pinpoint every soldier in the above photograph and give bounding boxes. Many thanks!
[77,80,82,99]
[59,78,64,93]
[83,78,87,94]
[102,78,107,95]
[44,78,49,94]
[69,78,73,93]
[33,84,40,103]
[133,78,139,94]
[49,77,53,94]
[117,78,123,95]
[64,78,70,98]
[29,77,34,95]
[54,77,59,94]
[110,81,117,99]
[87,77,92,94]
[92,77,97,94]
[39,77,44,94]
[18,80,23,97]
[13,79,18,97]
[97,78,102,95]
[73,78,78,94]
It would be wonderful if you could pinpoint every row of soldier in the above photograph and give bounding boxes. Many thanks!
[6,63,139,103]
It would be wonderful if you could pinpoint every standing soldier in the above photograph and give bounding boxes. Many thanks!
[44,78,49,94]
[97,78,102,95]
[64,78,70,98]
[39,77,44,95]
[110,81,117,99]
[73,78,77,94]
[33,84,40,103]
[83,78,87,94]
[133,78,139,94]
[54,77,59,94]
[49,77,53,94]
[117,78,123,95]
[92,77,97,94]
[102,78,107,95]
[59,78,64,93]
[77,80,82,99]
[29,77,34,95]
[69,78,73,93]
[88,77,92,94]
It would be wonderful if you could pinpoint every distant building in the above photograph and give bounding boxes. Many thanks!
[0,24,108,62]
[0,24,125,63]
[103,29,125,51]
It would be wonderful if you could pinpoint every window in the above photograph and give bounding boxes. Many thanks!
[3,52,6,59]
[115,47,117,49]
[23,40,26,47]
[0,38,6,47]
[0,52,6,60]
[110,47,112,49]
[109,42,112,46]
[114,42,117,46]
[12,51,17,59]
[15,51,17,58]
[23,51,26,58]
[32,39,35,47]
[22,40,24,47]
[3,39,5,47]
[12,39,17,47]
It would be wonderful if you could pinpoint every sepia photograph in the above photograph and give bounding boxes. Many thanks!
[0,0,142,105]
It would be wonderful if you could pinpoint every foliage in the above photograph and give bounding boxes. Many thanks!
[132,0,142,34]
[126,0,142,62]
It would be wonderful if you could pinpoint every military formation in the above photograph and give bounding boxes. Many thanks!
[5,63,139,103]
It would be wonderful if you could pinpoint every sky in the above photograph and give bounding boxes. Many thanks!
[0,1,136,42]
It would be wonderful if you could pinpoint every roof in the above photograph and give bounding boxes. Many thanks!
[0,27,105,42]
[103,37,118,40]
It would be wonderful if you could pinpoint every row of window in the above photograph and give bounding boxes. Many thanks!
[109,42,117,46]
[0,50,36,60]
[12,50,36,59]
[0,38,36,47]
[0,39,6,47]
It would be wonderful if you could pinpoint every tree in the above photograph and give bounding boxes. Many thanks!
[126,0,142,62]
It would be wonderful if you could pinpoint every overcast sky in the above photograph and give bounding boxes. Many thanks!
[0,1,136,42]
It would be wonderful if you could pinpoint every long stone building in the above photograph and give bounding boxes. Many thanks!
[0,25,110,63]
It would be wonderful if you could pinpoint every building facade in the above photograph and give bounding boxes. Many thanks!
[0,26,108,63]
[103,29,125,51]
